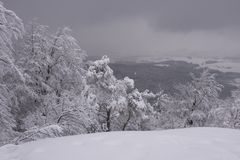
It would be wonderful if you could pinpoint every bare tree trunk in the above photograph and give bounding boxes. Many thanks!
[106,108,111,132]
[122,109,132,131]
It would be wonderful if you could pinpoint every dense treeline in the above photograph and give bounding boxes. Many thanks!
[0,2,239,146]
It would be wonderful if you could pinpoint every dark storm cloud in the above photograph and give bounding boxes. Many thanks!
[2,0,240,58]
[3,0,240,31]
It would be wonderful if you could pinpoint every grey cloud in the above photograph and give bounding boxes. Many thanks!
[3,0,240,31]
[2,0,240,58]
[150,0,240,31]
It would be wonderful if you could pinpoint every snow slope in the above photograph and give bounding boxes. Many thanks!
[1,128,240,160]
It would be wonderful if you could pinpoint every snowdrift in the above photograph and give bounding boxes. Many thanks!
[1,128,240,160]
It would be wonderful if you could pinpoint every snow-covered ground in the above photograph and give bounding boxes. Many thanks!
[137,56,240,73]
[1,128,240,160]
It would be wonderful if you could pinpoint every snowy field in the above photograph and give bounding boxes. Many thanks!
[137,56,240,73]
[1,128,240,160]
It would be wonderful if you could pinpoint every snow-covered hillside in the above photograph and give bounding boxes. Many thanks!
[1,128,240,160]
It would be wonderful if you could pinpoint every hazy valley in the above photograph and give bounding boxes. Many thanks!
[110,57,240,99]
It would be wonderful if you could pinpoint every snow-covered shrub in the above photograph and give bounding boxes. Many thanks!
[13,124,65,144]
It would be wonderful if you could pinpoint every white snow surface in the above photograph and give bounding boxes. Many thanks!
[1,128,240,160]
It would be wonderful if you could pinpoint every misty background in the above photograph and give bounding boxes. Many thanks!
[3,0,240,60]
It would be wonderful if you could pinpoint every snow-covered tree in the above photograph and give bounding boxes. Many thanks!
[122,89,155,131]
[0,1,24,66]
[17,23,86,96]
[223,91,240,129]
[0,1,24,145]
[86,56,127,131]
[0,85,17,145]
[14,23,88,133]
[152,91,182,129]
[86,56,155,131]
[43,27,86,96]
[207,89,240,129]
[174,70,223,127]
[207,98,231,127]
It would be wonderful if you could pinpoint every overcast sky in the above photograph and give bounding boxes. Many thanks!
[3,0,240,59]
